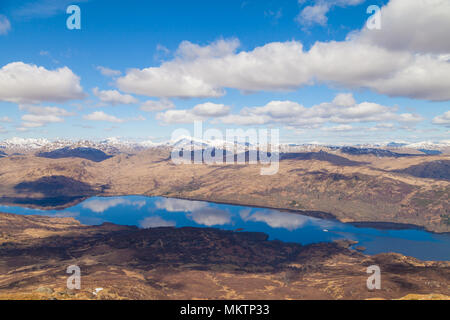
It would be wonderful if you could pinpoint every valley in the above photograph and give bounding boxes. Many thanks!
[0,141,448,233]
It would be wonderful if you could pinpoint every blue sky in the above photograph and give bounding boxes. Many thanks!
[0,0,449,144]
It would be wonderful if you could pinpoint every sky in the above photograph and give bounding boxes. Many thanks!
[0,0,449,144]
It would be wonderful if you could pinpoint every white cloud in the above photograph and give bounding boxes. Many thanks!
[115,0,450,102]
[156,102,230,124]
[140,216,175,228]
[83,111,124,123]
[21,114,63,124]
[19,105,74,116]
[176,38,240,60]
[296,0,364,27]
[0,62,85,104]
[156,109,204,124]
[96,66,122,77]
[116,39,242,98]
[140,98,175,112]
[218,93,423,129]
[92,87,138,106]
[358,0,450,54]
[324,124,354,132]
[156,44,170,55]
[433,111,450,127]
[296,4,329,26]
[116,38,450,101]
[18,105,74,129]
[192,102,230,117]
[0,15,11,35]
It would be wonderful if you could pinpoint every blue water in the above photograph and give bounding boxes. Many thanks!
[1,196,449,261]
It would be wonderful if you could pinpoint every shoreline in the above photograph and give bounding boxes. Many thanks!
[1,193,449,236]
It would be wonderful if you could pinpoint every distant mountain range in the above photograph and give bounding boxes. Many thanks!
[0,137,449,156]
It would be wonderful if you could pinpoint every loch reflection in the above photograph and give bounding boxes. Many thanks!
[1,196,450,261]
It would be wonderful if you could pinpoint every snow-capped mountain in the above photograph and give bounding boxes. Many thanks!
[0,137,449,155]
[400,141,450,150]
[0,137,51,150]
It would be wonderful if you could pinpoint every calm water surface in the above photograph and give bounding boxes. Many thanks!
[1,196,449,261]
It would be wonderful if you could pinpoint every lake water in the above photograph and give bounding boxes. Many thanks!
[1,195,449,261]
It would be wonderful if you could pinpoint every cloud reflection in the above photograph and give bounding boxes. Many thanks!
[240,210,308,231]
[140,216,176,229]
[189,208,231,226]
[154,198,207,212]
[82,198,146,213]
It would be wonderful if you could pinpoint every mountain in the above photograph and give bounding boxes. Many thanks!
[386,142,408,148]
[1,137,449,155]
[395,160,450,181]
[418,149,442,155]
[36,147,113,162]
[339,146,417,158]
[280,151,364,166]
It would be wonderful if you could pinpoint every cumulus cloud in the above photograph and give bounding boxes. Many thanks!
[21,114,63,124]
[114,0,450,102]
[358,0,450,54]
[0,15,11,35]
[116,39,241,98]
[140,216,175,228]
[96,66,121,77]
[19,105,74,116]
[18,105,74,129]
[192,102,231,117]
[433,111,450,127]
[324,124,354,132]
[140,98,175,112]
[92,87,138,106]
[218,93,423,129]
[156,102,230,124]
[0,62,85,104]
[296,3,329,26]
[83,111,124,123]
